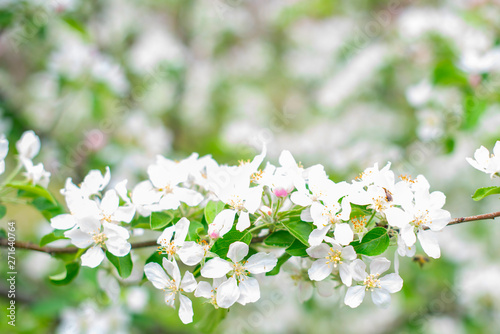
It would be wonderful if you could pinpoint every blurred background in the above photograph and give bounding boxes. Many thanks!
[1,0,500,333]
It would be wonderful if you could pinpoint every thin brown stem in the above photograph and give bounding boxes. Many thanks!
[2,211,500,254]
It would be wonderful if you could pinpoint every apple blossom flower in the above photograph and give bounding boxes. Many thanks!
[157,217,205,266]
[21,158,51,188]
[16,130,40,160]
[64,217,131,268]
[0,135,8,175]
[61,167,111,199]
[466,141,500,178]
[307,240,357,286]
[201,241,277,305]
[144,258,197,324]
[385,184,450,259]
[344,258,403,308]
[194,276,240,309]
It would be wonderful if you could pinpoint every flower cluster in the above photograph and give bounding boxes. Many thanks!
[1,131,460,324]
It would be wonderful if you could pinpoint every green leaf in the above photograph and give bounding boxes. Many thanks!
[264,230,295,247]
[0,205,6,219]
[106,251,133,278]
[49,262,80,285]
[195,307,228,333]
[282,220,313,247]
[350,227,389,256]
[0,228,7,239]
[187,220,204,241]
[31,197,65,221]
[350,205,371,219]
[7,182,56,204]
[40,230,67,246]
[204,201,226,224]
[266,252,291,276]
[211,228,252,259]
[131,215,150,229]
[285,239,308,257]
[472,186,500,201]
[150,211,175,230]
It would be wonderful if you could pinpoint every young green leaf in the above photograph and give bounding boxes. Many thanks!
[49,262,80,285]
[285,239,308,257]
[264,230,295,247]
[150,211,175,230]
[106,251,133,278]
[211,228,252,259]
[350,227,389,256]
[7,181,56,204]
[40,230,67,247]
[204,201,226,224]
[266,253,291,276]
[472,186,500,201]
[0,205,6,219]
[282,220,313,247]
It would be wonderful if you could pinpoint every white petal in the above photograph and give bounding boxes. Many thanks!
[342,245,357,261]
[351,259,367,281]
[81,246,105,268]
[174,217,190,246]
[201,258,232,278]
[243,186,263,213]
[300,207,313,222]
[339,263,352,286]
[380,273,403,293]
[162,258,181,285]
[159,194,181,211]
[194,281,213,299]
[64,228,93,248]
[178,294,194,324]
[227,241,249,263]
[144,262,171,290]
[51,214,77,230]
[371,288,391,308]
[103,222,129,240]
[148,164,169,189]
[237,277,260,305]
[298,281,314,303]
[113,206,136,223]
[177,242,204,266]
[291,192,312,207]
[308,226,329,246]
[370,258,391,275]
[216,276,240,308]
[344,286,365,308]
[245,253,277,274]
[164,290,176,308]
[385,207,412,228]
[308,259,332,281]
[418,230,441,259]
[236,211,251,232]
[180,271,198,293]
[306,243,330,259]
[316,279,337,297]
[175,187,203,206]
[401,225,417,247]
[210,209,236,238]
[100,190,119,216]
[334,223,354,245]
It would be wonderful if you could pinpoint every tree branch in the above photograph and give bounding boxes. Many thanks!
[2,211,500,254]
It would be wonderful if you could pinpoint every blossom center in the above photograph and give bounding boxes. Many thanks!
[232,262,248,281]
[325,248,342,267]
[371,196,389,213]
[92,232,107,246]
[411,210,430,228]
[363,273,381,291]
[228,195,245,211]
[158,184,173,194]
[321,205,341,225]
[159,241,177,256]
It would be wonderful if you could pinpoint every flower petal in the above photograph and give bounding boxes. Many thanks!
[371,288,391,308]
[245,252,277,274]
[308,259,332,281]
[237,277,260,305]
[178,294,194,324]
[227,241,249,263]
[177,242,205,266]
[180,271,198,293]
[334,223,354,245]
[81,246,105,268]
[236,211,251,232]
[306,243,330,259]
[380,273,403,293]
[201,258,232,278]
[344,285,365,308]
[144,262,171,290]
[216,276,240,308]
[417,230,441,259]
[370,257,391,275]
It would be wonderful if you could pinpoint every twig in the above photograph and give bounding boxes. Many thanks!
[2,211,500,254]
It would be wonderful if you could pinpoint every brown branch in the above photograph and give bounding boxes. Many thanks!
[2,211,500,254]
[422,211,500,230]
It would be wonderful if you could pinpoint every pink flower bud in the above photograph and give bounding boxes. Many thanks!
[273,188,288,198]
